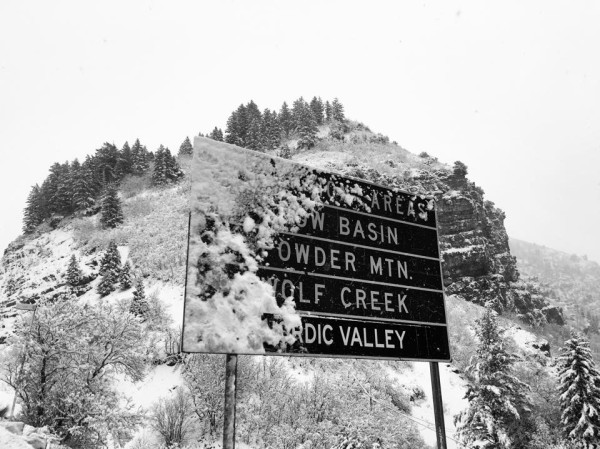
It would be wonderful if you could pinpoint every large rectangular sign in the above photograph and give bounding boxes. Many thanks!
[182,137,450,361]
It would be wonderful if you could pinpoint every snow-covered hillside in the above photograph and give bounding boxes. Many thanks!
[0,123,570,448]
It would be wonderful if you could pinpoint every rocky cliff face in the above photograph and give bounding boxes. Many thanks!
[300,149,562,326]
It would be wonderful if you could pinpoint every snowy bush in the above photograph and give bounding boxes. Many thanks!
[2,299,147,446]
[152,387,195,448]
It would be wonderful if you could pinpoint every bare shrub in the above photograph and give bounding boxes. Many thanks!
[152,388,195,448]
[120,172,153,199]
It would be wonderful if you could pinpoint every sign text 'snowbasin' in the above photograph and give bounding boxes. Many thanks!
[183,138,450,362]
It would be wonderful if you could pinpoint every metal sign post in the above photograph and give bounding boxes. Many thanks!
[223,354,238,449]
[430,362,447,449]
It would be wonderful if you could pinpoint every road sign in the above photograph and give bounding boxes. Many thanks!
[182,137,450,361]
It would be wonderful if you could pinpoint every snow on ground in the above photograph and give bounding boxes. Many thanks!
[444,245,478,254]
[0,426,32,449]
[0,389,21,417]
[388,362,468,449]
[118,245,130,264]
[293,151,353,170]
[117,364,184,411]
[150,281,184,325]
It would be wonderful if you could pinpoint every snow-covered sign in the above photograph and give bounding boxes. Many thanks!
[182,137,450,361]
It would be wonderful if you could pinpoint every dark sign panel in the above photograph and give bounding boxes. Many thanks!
[264,234,442,290]
[256,269,446,324]
[183,138,450,362]
[267,315,450,361]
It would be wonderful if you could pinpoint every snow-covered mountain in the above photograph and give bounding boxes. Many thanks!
[0,121,561,448]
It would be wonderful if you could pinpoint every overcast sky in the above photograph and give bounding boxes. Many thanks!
[1,1,599,263]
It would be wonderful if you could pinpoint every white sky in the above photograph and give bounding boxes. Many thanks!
[1,1,600,263]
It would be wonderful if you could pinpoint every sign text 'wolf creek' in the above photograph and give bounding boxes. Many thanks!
[183,138,450,361]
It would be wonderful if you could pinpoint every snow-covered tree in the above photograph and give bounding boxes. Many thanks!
[131,138,150,175]
[558,332,600,447]
[130,278,149,318]
[99,241,121,277]
[73,157,97,210]
[152,388,194,447]
[325,100,332,122]
[23,184,44,233]
[66,254,83,286]
[119,260,133,290]
[100,184,124,228]
[310,96,325,125]
[178,136,193,156]
[153,145,184,186]
[97,269,117,296]
[261,109,281,151]
[455,305,532,448]
[331,97,345,122]
[296,104,318,150]
[279,101,293,137]
[209,127,224,142]
[2,300,146,446]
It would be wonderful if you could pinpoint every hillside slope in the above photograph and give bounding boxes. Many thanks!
[510,237,600,333]
[0,122,562,448]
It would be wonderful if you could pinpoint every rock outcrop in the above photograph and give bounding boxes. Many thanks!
[338,159,563,325]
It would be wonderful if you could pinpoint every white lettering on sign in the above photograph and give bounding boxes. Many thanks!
[339,325,406,349]
[294,323,334,345]
[369,256,409,279]
[276,240,357,271]
[297,211,325,231]
[340,287,409,314]
[339,216,399,245]
[268,278,326,305]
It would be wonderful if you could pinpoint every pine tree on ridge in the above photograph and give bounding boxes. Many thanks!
[100,184,124,229]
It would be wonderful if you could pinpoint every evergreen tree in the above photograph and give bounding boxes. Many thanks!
[325,100,332,122]
[245,100,262,129]
[209,127,224,142]
[178,137,193,156]
[97,269,117,297]
[114,142,133,179]
[246,118,263,152]
[558,332,600,447]
[291,96,308,130]
[296,101,319,150]
[43,162,70,215]
[153,146,183,185]
[131,139,150,175]
[94,142,120,185]
[261,109,282,151]
[279,101,293,137]
[23,184,44,233]
[225,104,247,146]
[52,161,74,215]
[130,278,150,318]
[66,254,83,286]
[310,96,325,125]
[73,157,97,211]
[100,184,124,228]
[119,261,133,290]
[331,98,345,122]
[455,305,532,448]
[152,145,167,186]
[164,147,184,182]
[99,241,121,277]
